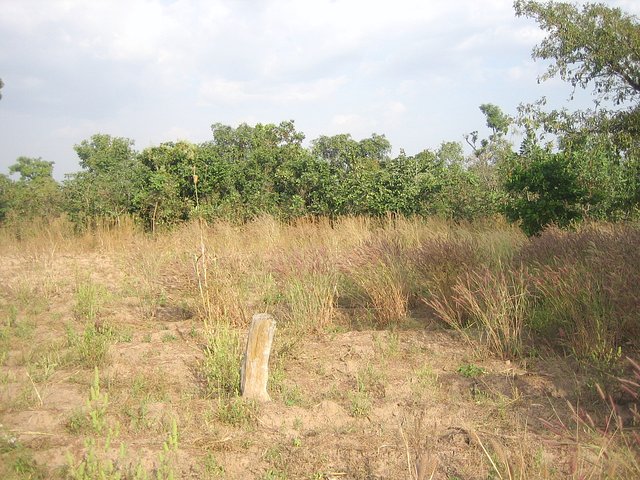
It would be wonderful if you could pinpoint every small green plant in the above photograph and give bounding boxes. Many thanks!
[66,438,121,480]
[155,418,179,480]
[216,397,257,427]
[203,453,225,477]
[348,390,371,418]
[355,364,385,398]
[161,333,177,343]
[66,323,111,368]
[201,323,242,397]
[87,367,109,434]
[74,280,108,322]
[457,364,486,378]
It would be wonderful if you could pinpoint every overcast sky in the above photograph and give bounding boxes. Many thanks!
[1,0,638,179]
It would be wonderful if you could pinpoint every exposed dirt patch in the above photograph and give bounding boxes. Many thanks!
[0,238,631,480]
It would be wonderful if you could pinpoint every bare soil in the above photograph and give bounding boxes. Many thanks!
[0,248,618,479]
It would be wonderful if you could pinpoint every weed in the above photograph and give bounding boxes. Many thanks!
[87,367,109,434]
[66,409,91,435]
[161,332,177,342]
[262,468,288,480]
[201,323,242,397]
[203,453,225,477]
[348,390,372,418]
[123,400,152,432]
[216,397,258,427]
[457,364,486,378]
[66,323,111,368]
[26,344,62,383]
[74,280,108,322]
[414,365,439,391]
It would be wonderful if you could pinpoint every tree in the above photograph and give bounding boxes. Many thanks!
[4,157,62,222]
[504,145,585,235]
[64,134,139,227]
[134,142,196,231]
[9,156,54,181]
[514,1,640,105]
[510,1,640,228]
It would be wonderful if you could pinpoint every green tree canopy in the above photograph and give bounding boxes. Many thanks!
[515,0,640,105]
[9,157,55,181]
[64,134,139,227]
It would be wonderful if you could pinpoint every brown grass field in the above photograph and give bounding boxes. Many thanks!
[0,216,638,479]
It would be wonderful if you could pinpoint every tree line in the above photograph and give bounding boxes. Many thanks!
[1,1,638,235]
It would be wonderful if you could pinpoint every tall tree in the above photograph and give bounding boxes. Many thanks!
[64,134,139,227]
[509,1,640,230]
[4,157,62,222]
[514,0,640,105]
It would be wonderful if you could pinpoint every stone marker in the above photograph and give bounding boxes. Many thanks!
[241,313,276,402]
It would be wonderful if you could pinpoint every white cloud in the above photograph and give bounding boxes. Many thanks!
[198,76,347,105]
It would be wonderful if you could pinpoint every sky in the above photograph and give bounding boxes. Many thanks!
[1,0,638,180]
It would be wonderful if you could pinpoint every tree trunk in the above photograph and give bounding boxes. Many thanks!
[241,313,276,402]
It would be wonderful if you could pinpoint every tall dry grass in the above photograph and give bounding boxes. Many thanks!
[428,266,529,359]
[1,215,638,361]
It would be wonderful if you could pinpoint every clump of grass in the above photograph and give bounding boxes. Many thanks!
[216,397,258,427]
[74,280,108,323]
[346,238,411,326]
[410,235,479,307]
[348,390,372,418]
[201,323,242,398]
[285,272,338,332]
[429,266,529,359]
[537,357,640,478]
[520,223,640,368]
[203,453,225,477]
[66,323,111,368]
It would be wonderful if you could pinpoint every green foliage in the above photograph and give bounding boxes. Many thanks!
[457,364,486,378]
[9,157,55,181]
[503,147,584,235]
[66,323,111,369]
[201,324,242,397]
[514,0,640,105]
[64,134,139,227]
[480,103,511,136]
[511,1,640,230]
[2,157,63,225]
[87,367,109,434]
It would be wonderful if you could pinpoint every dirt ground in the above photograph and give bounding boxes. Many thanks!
[0,246,625,479]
